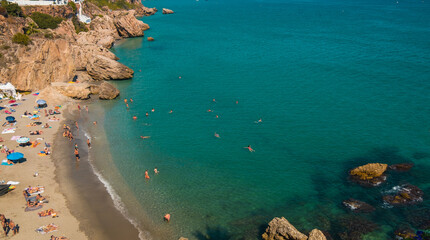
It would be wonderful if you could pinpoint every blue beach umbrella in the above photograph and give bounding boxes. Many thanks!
[7,152,24,161]
[5,116,15,122]
[16,137,30,144]
[36,100,46,105]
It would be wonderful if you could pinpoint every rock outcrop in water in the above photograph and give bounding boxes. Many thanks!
[162,8,174,14]
[349,163,387,186]
[383,184,423,206]
[0,3,151,99]
[262,217,326,240]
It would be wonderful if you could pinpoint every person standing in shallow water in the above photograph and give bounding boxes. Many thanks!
[145,170,150,179]
[87,138,91,148]
[74,148,80,161]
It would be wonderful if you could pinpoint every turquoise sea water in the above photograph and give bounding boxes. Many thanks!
[97,0,430,238]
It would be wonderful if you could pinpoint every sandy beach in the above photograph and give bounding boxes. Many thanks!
[0,93,140,240]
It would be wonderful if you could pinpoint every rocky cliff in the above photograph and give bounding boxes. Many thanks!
[0,3,151,99]
[262,217,326,240]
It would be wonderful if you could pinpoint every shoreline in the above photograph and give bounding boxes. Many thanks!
[51,98,143,240]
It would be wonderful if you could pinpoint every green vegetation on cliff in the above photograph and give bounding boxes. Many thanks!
[87,0,134,10]
[72,15,88,34]
[68,1,77,14]
[29,12,63,29]
[12,33,31,46]
[1,0,23,17]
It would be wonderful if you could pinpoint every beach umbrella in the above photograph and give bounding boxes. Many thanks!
[16,137,30,144]
[36,99,46,105]
[5,116,15,122]
[7,152,24,161]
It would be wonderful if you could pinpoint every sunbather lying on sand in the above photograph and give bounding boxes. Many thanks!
[25,186,44,194]
[38,208,57,217]
[27,199,43,208]
[29,130,43,135]
[48,116,60,121]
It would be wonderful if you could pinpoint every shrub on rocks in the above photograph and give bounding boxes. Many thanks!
[12,33,31,46]
[30,12,63,29]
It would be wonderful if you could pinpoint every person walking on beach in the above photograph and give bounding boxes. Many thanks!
[244,145,255,152]
[145,170,150,179]
[74,148,80,161]
[87,138,91,149]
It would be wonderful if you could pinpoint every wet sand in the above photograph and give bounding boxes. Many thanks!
[52,105,140,240]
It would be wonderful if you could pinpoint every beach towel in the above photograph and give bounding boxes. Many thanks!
[48,119,60,122]
[33,93,39,96]
[2,128,16,134]
[6,181,19,185]
[10,136,21,141]
[32,142,41,148]
[1,160,13,166]
[25,186,44,195]
[35,223,58,234]
[25,204,43,212]
[38,153,47,156]
[4,110,11,114]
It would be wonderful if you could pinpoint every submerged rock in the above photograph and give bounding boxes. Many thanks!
[394,227,417,240]
[383,184,423,206]
[389,163,414,172]
[336,215,378,240]
[342,199,375,213]
[262,217,308,240]
[349,163,388,186]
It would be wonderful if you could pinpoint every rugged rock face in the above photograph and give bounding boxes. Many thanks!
[51,82,92,100]
[389,163,414,172]
[342,199,375,213]
[162,8,174,14]
[262,217,308,240]
[22,5,75,19]
[113,10,149,37]
[0,3,149,99]
[98,81,120,99]
[308,229,327,240]
[349,163,388,186]
[87,55,134,80]
[383,184,423,206]
[4,39,77,91]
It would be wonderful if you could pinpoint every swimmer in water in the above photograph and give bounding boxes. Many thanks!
[244,145,255,152]
[215,115,219,118]
[169,110,173,114]
[146,112,149,117]
[236,100,239,104]
[207,109,212,112]
[212,98,216,103]
[124,99,127,104]
[214,132,220,138]
[154,167,159,174]
[126,104,129,109]
[255,118,262,123]
[164,213,171,222]
[151,108,155,112]
[130,98,133,103]
[179,76,182,79]
[140,136,150,139]
[133,116,137,120]
[145,170,150,179]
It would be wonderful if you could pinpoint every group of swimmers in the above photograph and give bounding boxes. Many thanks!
[0,214,19,236]
[62,124,74,141]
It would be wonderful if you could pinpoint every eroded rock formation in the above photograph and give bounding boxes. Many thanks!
[389,163,414,172]
[342,199,375,213]
[162,8,174,14]
[262,217,308,240]
[383,184,423,206]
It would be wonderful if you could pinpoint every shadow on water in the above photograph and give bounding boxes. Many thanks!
[193,225,232,240]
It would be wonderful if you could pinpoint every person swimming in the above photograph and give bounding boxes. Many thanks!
[154,167,159,174]
[146,112,149,117]
[133,116,137,120]
[145,170,150,179]
[140,136,150,139]
[151,108,155,112]
[212,98,216,103]
[164,213,171,222]
[124,99,128,104]
[169,110,173,114]
[244,145,255,152]
[255,118,262,123]
[214,132,220,138]
[130,98,133,103]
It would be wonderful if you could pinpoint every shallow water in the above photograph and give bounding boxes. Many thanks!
[97,0,430,238]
